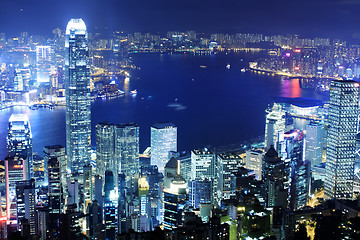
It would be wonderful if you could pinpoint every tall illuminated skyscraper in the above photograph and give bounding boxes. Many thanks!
[65,18,91,175]
[7,114,33,179]
[325,80,359,199]
[114,123,140,180]
[96,122,114,177]
[16,179,36,235]
[150,123,177,171]
[5,156,26,222]
[264,103,286,151]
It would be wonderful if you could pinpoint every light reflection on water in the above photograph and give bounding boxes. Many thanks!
[0,53,324,157]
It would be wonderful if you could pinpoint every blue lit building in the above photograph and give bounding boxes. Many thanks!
[325,80,359,199]
[150,123,177,171]
[7,114,33,179]
[189,179,212,208]
[281,130,311,210]
[16,179,36,235]
[114,123,140,182]
[65,18,91,175]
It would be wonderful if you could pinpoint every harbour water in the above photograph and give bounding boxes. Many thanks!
[0,52,323,157]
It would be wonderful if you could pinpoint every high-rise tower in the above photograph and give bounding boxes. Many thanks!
[150,123,177,171]
[7,114,33,179]
[325,80,359,199]
[65,18,91,175]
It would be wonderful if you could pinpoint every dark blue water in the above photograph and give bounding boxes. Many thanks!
[0,52,322,157]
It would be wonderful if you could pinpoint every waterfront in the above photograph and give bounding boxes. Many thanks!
[0,52,323,157]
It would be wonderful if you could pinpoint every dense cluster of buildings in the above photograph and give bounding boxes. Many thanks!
[1,19,360,240]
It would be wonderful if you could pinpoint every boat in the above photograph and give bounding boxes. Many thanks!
[241,68,246,72]
[130,90,137,95]
[226,64,231,69]
[200,65,207,68]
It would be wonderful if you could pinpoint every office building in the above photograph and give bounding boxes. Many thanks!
[190,149,216,183]
[16,179,36,235]
[281,130,311,210]
[83,164,93,210]
[163,175,187,230]
[151,123,177,171]
[95,122,114,177]
[87,200,103,239]
[245,149,263,180]
[325,80,359,199]
[217,152,243,201]
[305,122,325,166]
[140,165,163,227]
[5,156,26,222]
[7,114,33,179]
[262,146,288,208]
[118,173,127,234]
[48,157,62,214]
[264,103,286,150]
[36,45,53,82]
[65,18,91,175]
[104,171,118,239]
[114,123,140,181]
[44,145,66,198]
[189,179,212,208]
[67,179,79,210]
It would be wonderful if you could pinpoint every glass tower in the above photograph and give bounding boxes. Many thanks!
[7,114,33,179]
[325,80,359,199]
[95,122,114,177]
[150,123,177,171]
[65,18,91,174]
[36,45,53,83]
[114,123,140,181]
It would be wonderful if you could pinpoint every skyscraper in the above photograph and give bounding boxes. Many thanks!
[48,157,62,214]
[96,122,114,177]
[151,123,177,171]
[16,179,36,235]
[264,103,286,151]
[36,45,53,83]
[281,130,311,210]
[217,152,243,201]
[5,156,26,222]
[114,123,140,181]
[7,114,33,179]
[65,18,91,175]
[262,146,288,208]
[325,80,359,199]
[305,122,325,166]
[190,149,215,181]
[44,145,66,199]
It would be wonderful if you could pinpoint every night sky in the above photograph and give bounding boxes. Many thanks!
[1,0,360,37]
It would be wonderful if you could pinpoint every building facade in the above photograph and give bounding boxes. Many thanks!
[7,114,33,179]
[150,123,177,171]
[65,18,91,175]
[325,80,359,199]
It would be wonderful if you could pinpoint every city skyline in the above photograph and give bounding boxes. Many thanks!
[2,10,360,238]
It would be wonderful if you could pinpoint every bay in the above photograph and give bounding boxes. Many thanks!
[0,52,322,157]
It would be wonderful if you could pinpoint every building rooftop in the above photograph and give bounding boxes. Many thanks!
[218,152,242,160]
[66,18,86,35]
[275,97,323,108]
[9,114,29,122]
[192,149,213,155]
[165,157,177,169]
[151,122,176,129]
